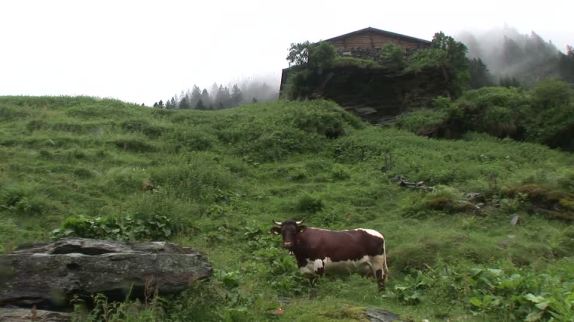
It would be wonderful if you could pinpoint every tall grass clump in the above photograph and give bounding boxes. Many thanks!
[150,152,234,202]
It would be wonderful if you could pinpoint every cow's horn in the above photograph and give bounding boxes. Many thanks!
[295,220,304,225]
[273,220,282,226]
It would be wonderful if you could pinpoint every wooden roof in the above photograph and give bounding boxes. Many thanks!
[324,27,431,45]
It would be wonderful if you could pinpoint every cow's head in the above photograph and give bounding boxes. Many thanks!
[270,220,306,250]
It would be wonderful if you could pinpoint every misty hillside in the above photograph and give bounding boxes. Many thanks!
[457,27,574,85]
[1,96,573,321]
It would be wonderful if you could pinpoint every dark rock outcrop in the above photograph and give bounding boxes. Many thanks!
[0,238,212,309]
[281,64,448,124]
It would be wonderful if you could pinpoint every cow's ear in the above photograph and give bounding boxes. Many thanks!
[298,225,307,232]
[270,226,281,235]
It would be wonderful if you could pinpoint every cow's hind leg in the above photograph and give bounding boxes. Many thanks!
[371,254,388,291]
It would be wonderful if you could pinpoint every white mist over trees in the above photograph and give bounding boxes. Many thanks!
[457,26,574,86]
[154,78,279,109]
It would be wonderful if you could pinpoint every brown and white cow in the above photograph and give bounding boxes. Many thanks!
[271,220,389,290]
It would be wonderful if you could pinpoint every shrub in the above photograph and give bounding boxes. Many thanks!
[73,167,96,179]
[0,105,29,121]
[504,183,574,221]
[332,128,392,163]
[330,164,351,181]
[104,167,150,194]
[380,44,406,70]
[531,79,572,109]
[333,56,382,69]
[113,138,156,153]
[295,194,324,213]
[0,185,52,217]
[404,186,477,217]
[288,101,348,139]
[389,262,574,321]
[237,127,322,162]
[166,127,217,152]
[396,109,448,136]
[150,153,233,202]
[51,213,176,241]
[121,119,164,138]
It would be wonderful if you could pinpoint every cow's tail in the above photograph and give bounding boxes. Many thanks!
[382,238,389,281]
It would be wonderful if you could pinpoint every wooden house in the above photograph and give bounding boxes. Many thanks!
[280,28,431,93]
[325,27,431,54]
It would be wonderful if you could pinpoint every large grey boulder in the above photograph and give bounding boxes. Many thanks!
[0,238,212,309]
[365,308,401,322]
[0,308,71,322]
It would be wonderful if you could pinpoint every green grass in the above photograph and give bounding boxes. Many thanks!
[1,96,573,321]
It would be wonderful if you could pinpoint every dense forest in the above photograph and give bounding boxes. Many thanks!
[458,27,574,86]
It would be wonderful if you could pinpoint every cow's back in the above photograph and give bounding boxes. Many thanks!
[296,228,384,262]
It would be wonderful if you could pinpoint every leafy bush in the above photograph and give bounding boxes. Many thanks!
[330,164,351,181]
[531,79,572,109]
[104,167,150,194]
[380,44,406,70]
[333,56,382,69]
[113,138,156,153]
[504,183,574,221]
[166,127,217,152]
[406,48,448,72]
[237,127,322,162]
[399,83,574,151]
[0,185,53,217]
[221,100,360,161]
[0,105,29,121]
[51,213,176,241]
[309,42,336,70]
[395,109,449,136]
[295,194,324,214]
[150,153,233,202]
[392,271,427,305]
[288,101,349,139]
[392,263,574,321]
[242,224,309,296]
[72,293,164,322]
[332,128,389,163]
[121,119,164,138]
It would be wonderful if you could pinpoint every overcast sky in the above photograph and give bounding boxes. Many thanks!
[0,0,572,105]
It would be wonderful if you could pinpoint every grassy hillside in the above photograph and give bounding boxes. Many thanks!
[1,96,573,321]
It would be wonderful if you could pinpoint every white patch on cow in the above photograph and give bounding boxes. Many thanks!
[313,259,324,272]
[301,256,374,276]
[300,259,315,275]
[355,228,383,239]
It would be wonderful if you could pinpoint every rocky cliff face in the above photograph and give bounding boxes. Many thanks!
[282,65,448,124]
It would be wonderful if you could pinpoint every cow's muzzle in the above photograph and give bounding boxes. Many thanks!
[283,242,293,249]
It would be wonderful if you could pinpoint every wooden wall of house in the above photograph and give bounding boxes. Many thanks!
[329,31,427,51]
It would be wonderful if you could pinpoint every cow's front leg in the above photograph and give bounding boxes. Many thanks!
[313,259,325,276]
[304,259,324,291]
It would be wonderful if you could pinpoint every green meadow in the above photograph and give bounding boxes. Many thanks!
[0,96,573,321]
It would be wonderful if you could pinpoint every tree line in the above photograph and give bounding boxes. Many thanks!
[153,80,278,109]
